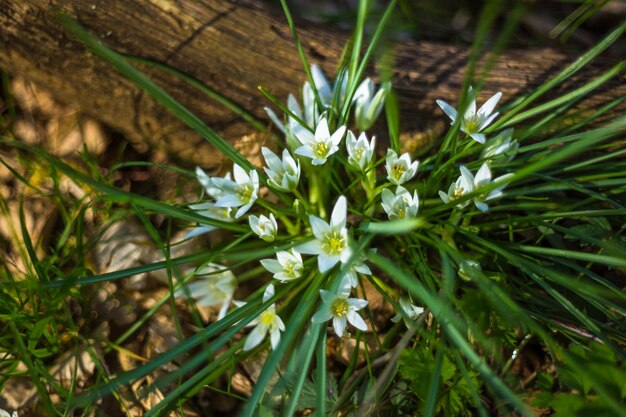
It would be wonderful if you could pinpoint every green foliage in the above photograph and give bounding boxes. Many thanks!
[398,342,483,417]
[532,342,626,417]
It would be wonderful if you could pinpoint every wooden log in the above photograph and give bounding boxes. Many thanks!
[1,0,623,166]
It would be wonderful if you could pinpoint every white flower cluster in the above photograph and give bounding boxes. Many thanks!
[180,70,518,348]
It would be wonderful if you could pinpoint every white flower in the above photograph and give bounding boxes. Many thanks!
[175,264,237,320]
[346,131,376,171]
[436,86,502,144]
[211,164,259,218]
[467,163,513,212]
[385,149,419,185]
[249,213,278,242]
[260,249,304,282]
[186,202,234,239]
[341,259,372,288]
[244,284,285,351]
[353,78,388,131]
[438,166,475,208]
[195,167,231,200]
[311,64,334,107]
[312,289,368,337]
[264,64,346,138]
[262,147,300,192]
[391,297,424,325]
[480,128,519,163]
[439,164,511,212]
[299,196,351,273]
[381,186,419,220]
[294,118,346,166]
[0,409,18,417]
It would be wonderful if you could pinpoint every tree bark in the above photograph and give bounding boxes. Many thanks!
[1,0,624,167]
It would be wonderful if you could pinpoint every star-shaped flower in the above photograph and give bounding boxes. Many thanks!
[312,289,368,337]
[175,264,237,320]
[211,164,259,218]
[391,297,425,326]
[262,147,300,192]
[467,163,513,212]
[195,167,231,200]
[299,196,351,272]
[243,284,285,351]
[260,249,304,283]
[439,163,512,212]
[353,78,388,131]
[249,213,278,242]
[346,131,376,171]
[438,166,475,209]
[294,118,346,166]
[385,149,419,185]
[480,128,519,163]
[436,86,502,144]
[381,186,420,220]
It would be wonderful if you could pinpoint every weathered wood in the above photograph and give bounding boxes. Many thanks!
[1,0,623,166]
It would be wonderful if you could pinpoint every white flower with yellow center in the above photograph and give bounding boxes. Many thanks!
[249,213,278,242]
[439,164,512,212]
[0,409,18,417]
[260,249,304,283]
[294,118,346,166]
[174,264,237,320]
[186,168,234,239]
[244,284,285,351]
[341,258,372,289]
[211,163,259,218]
[346,131,376,171]
[353,78,388,131]
[299,196,351,272]
[385,149,419,185]
[468,163,513,212]
[381,186,420,220]
[480,128,519,163]
[312,289,368,337]
[391,297,425,326]
[438,165,475,209]
[264,65,347,150]
[262,147,300,192]
[436,86,502,144]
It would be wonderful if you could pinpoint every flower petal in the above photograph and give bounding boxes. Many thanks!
[347,311,368,332]
[330,196,347,228]
[318,254,339,272]
[474,163,492,186]
[244,323,268,351]
[260,259,283,274]
[436,100,457,122]
[333,316,347,337]
[312,307,332,324]
[298,239,323,255]
[478,92,502,117]
[309,215,330,237]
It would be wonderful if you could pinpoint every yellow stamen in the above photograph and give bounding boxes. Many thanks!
[392,164,405,180]
[322,231,346,256]
[331,298,349,318]
[452,186,465,199]
[313,142,329,158]
[237,185,253,202]
[260,310,276,326]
